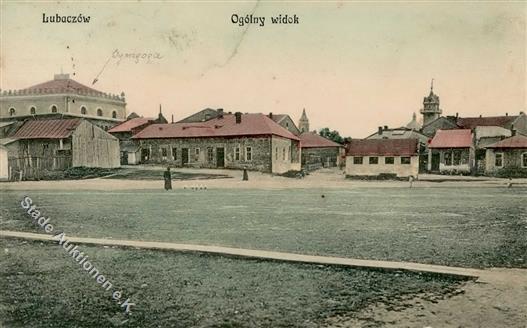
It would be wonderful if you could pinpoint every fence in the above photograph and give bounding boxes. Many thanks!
[8,156,72,180]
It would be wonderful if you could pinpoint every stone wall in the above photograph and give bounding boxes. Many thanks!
[138,136,273,172]
[136,135,300,173]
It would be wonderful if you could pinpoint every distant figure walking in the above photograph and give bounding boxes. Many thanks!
[164,167,172,190]
[409,176,414,188]
[507,177,513,188]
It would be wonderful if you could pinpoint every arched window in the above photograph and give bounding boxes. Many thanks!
[81,106,87,115]
[30,107,36,115]
[51,105,58,113]
[112,111,117,119]
[9,108,15,116]
[97,108,103,117]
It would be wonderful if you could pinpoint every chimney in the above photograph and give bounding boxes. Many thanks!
[506,112,508,116]
[479,114,482,118]
[217,108,224,119]
[378,126,383,135]
[456,112,459,118]
[384,125,388,131]
[171,114,174,123]
[268,112,273,119]
[511,124,516,136]
[235,112,242,124]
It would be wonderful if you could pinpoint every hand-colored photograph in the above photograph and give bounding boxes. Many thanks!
[0,1,525,327]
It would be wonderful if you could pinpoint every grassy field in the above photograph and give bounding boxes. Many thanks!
[0,238,466,328]
[1,187,525,268]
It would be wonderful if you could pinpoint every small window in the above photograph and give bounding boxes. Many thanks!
[282,148,286,160]
[235,147,240,161]
[30,107,36,115]
[444,152,452,166]
[522,153,527,168]
[353,156,363,165]
[81,106,87,115]
[246,147,252,161]
[275,147,278,160]
[9,108,15,116]
[97,108,103,116]
[172,148,177,161]
[195,148,200,156]
[385,157,394,164]
[369,157,379,165]
[495,153,503,167]
[51,105,58,113]
[43,144,49,150]
[161,147,167,159]
[112,111,117,119]
[207,148,214,162]
[401,157,411,165]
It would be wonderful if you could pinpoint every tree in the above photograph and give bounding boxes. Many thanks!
[318,128,344,144]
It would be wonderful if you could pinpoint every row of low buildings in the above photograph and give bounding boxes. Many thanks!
[345,83,527,178]
[1,74,525,180]
[0,74,343,180]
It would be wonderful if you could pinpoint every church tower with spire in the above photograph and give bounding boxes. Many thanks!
[298,108,310,133]
[420,79,442,126]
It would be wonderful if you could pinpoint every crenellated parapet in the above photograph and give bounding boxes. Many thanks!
[0,87,126,102]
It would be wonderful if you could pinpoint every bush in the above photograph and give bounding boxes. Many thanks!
[492,167,527,178]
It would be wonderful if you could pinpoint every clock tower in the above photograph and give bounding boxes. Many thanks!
[420,79,442,126]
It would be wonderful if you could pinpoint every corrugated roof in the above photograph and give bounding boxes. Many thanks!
[486,134,527,149]
[133,113,299,140]
[108,117,153,133]
[11,119,82,139]
[346,139,418,156]
[300,132,342,148]
[428,129,472,148]
[457,116,517,129]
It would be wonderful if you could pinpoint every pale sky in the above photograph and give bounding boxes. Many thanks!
[1,1,525,137]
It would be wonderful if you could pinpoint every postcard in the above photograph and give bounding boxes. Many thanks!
[0,1,526,327]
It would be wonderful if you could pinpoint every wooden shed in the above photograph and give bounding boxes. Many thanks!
[7,118,119,179]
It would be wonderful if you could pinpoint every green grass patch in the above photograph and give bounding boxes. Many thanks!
[0,238,466,328]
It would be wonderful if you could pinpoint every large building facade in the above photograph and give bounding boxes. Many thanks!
[0,74,127,130]
[133,112,301,174]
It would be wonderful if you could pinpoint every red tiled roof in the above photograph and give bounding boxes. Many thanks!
[11,119,82,139]
[300,132,342,148]
[457,116,517,129]
[23,78,103,95]
[486,134,527,149]
[346,139,418,156]
[133,113,299,140]
[428,129,472,148]
[108,117,153,133]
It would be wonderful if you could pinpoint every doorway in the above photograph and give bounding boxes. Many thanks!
[431,152,440,172]
[216,147,225,168]
[182,148,189,166]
